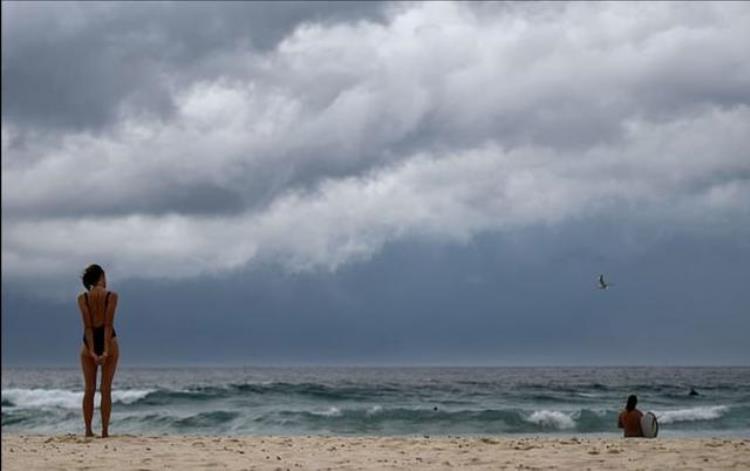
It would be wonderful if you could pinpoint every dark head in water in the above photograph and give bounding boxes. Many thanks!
[689,388,699,396]
[626,394,638,411]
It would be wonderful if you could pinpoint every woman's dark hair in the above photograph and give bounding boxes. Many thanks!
[81,264,104,290]
[626,394,638,411]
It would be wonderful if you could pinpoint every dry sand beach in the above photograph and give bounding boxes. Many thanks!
[2,435,749,470]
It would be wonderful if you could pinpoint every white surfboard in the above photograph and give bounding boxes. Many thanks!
[641,411,659,438]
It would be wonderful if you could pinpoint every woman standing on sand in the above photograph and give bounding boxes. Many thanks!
[78,264,120,438]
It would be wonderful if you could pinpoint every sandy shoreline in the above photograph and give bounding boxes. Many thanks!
[2,434,749,470]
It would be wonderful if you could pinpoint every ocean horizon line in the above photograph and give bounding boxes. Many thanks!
[3,363,749,370]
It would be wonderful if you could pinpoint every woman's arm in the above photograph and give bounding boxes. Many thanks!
[78,295,98,361]
[102,292,118,358]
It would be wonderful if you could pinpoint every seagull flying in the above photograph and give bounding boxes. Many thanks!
[598,274,613,290]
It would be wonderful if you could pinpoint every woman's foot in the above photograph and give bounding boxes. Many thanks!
[85,430,95,438]
[101,430,109,438]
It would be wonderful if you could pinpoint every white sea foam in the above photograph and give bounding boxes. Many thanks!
[576,392,601,398]
[317,406,342,417]
[2,388,154,409]
[366,405,383,415]
[113,389,156,404]
[653,405,729,424]
[526,410,576,429]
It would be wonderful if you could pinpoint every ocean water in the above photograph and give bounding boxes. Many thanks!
[2,367,749,437]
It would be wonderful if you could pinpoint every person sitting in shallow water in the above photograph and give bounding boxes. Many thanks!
[617,394,643,437]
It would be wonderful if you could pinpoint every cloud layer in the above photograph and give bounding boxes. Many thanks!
[3,1,750,282]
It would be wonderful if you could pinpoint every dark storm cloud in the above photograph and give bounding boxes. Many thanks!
[2,2,749,367]
[4,225,749,366]
[2,1,386,132]
[2,1,750,282]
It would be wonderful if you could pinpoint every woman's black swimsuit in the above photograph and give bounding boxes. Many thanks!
[82,291,117,356]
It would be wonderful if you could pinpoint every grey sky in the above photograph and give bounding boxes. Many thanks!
[2,1,749,366]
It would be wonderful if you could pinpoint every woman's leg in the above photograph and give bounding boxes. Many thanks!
[80,346,98,437]
[99,340,119,438]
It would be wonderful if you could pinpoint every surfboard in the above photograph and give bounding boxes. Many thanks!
[641,411,659,438]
